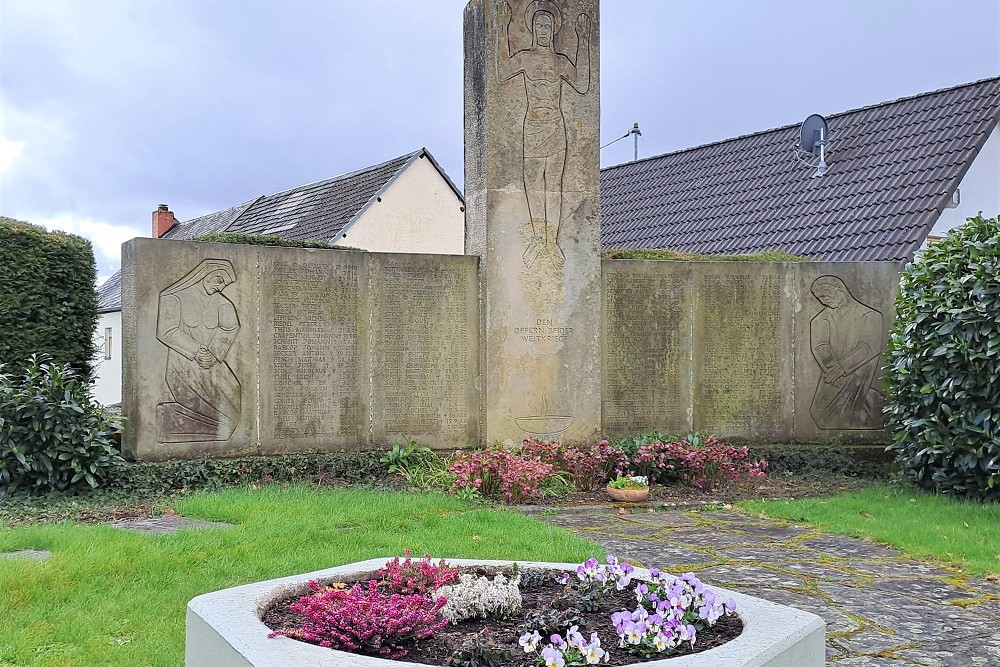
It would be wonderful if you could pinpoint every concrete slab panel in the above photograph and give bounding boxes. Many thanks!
[258,248,370,453]
[691,263,793,441]
[122,239,259,460]
[602,260,693,436]
[370,253,480,447]
[792,262,900,443]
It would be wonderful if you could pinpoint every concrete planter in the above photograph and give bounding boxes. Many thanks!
[187,558,825,667]
[606,485,650,502]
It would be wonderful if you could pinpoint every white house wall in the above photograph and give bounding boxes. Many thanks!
[932,125,1000,234]
[92,310,122,406]
[335,157,465,254]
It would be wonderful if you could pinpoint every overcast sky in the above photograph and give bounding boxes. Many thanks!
[1,0,998,281]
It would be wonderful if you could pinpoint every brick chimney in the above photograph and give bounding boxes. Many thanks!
[152,204,178,238]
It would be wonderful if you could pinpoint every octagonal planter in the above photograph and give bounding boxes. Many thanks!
[186,558,825,667]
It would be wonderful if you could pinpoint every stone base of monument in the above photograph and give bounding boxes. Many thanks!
[186,558,825,667]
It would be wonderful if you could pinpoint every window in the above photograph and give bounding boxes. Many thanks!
[104,327,112,360]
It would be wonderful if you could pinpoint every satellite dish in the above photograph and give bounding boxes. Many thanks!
[799,114,828,156]
[796,113,831,177]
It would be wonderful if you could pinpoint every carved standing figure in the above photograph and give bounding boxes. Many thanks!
[156,259,242,442]
[809,276,885,430]
[497,0,592,270]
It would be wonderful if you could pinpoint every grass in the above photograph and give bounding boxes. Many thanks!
[741,484,1000,576]
[0,485,601,667]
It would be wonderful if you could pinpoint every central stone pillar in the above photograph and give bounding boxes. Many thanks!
[465,0,602,443]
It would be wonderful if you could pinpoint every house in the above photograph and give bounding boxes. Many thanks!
[92,148,465,405]
[601,76,1000,261]
[94,78,1000,405]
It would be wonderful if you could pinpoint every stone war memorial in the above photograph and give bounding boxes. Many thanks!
[122,0,901,462]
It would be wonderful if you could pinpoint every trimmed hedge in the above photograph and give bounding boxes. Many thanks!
[602,248,810,262]
[886,213,1000,500]
[193,232,363,252]
[0,217,98,377]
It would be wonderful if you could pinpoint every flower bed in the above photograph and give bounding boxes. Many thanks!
[187,558,825,667]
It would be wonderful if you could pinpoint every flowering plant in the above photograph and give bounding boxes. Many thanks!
[519,625,608,666]
[567,556,737,659]
[375,550,460,595]
[522,438,622,491]
[607,475,648,490]
[448,447,556,503]
[267,579,448,658]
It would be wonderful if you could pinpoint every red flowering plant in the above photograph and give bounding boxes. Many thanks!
[613,432,768,491]
[375,550,460,595]
[267,579,448,658]
[521,437,622,491]
[447,447,555,503]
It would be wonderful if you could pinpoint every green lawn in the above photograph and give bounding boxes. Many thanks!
[742,484,1000,576]
[0,486,600,667]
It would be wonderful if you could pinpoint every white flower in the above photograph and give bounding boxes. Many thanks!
[519,630,542,653]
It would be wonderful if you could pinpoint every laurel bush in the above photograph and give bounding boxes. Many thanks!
[885,214,1000,500]
[0,356,122,494]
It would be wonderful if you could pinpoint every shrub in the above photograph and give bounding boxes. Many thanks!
[886,213,1000,500]
[268,579,448,658]
[614,433,767,491]
[0,356,122,493]
[0,217,98,378]
[521,438,621,491]
[447,447,556,503]
[434,572,522,624]
[376,551,461,596]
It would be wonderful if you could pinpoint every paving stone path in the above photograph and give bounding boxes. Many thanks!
[528,506,1000,666]
[111,516,231,535]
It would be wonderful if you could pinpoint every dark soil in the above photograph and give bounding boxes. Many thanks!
[262,567,743,666]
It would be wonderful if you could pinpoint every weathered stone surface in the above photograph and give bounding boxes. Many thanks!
[258,248,370,453]
[799,535,902,559]
[719,546,819,563]
[696,564,807,589]
[465,0,602,443]
[370,253,480,447]
[868,578,978,601]
[1,550,51,560]
[792,263,899,443]
[895,633,1000,666]
[691,263,792,440]
[741,587,861,634]
[112,517,231,535]
[602,261,692,435]
[818,582,997,642]
[123,240,482,460]
[846,560,956,579]
[122,239,259,460]
[663,527,770,550]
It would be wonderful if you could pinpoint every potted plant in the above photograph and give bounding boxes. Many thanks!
[606,475,649,502]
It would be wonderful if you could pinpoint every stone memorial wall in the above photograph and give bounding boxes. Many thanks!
[602,260,899,444]
[122,240,898,461]
[121,239,479,461]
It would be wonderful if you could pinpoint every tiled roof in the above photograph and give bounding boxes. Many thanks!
[99,149,458,311]
[600,77,1000,261]
[163,149,451,242]
[96,270,122,313]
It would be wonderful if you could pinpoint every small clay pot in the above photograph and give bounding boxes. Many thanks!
[606,485,649,502]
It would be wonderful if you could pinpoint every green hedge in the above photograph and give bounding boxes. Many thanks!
[0,217,98,378]
[193,232,363,251]
[602,248,810,262]
[886,213,1000,500]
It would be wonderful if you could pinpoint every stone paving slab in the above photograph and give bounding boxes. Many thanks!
[533,505,1000,666]
[1,549,51,560]
[799,534,902,559]
[111,516,231,535]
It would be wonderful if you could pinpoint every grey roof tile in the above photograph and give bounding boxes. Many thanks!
[100,149,451,311]
[600,76,999,261]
